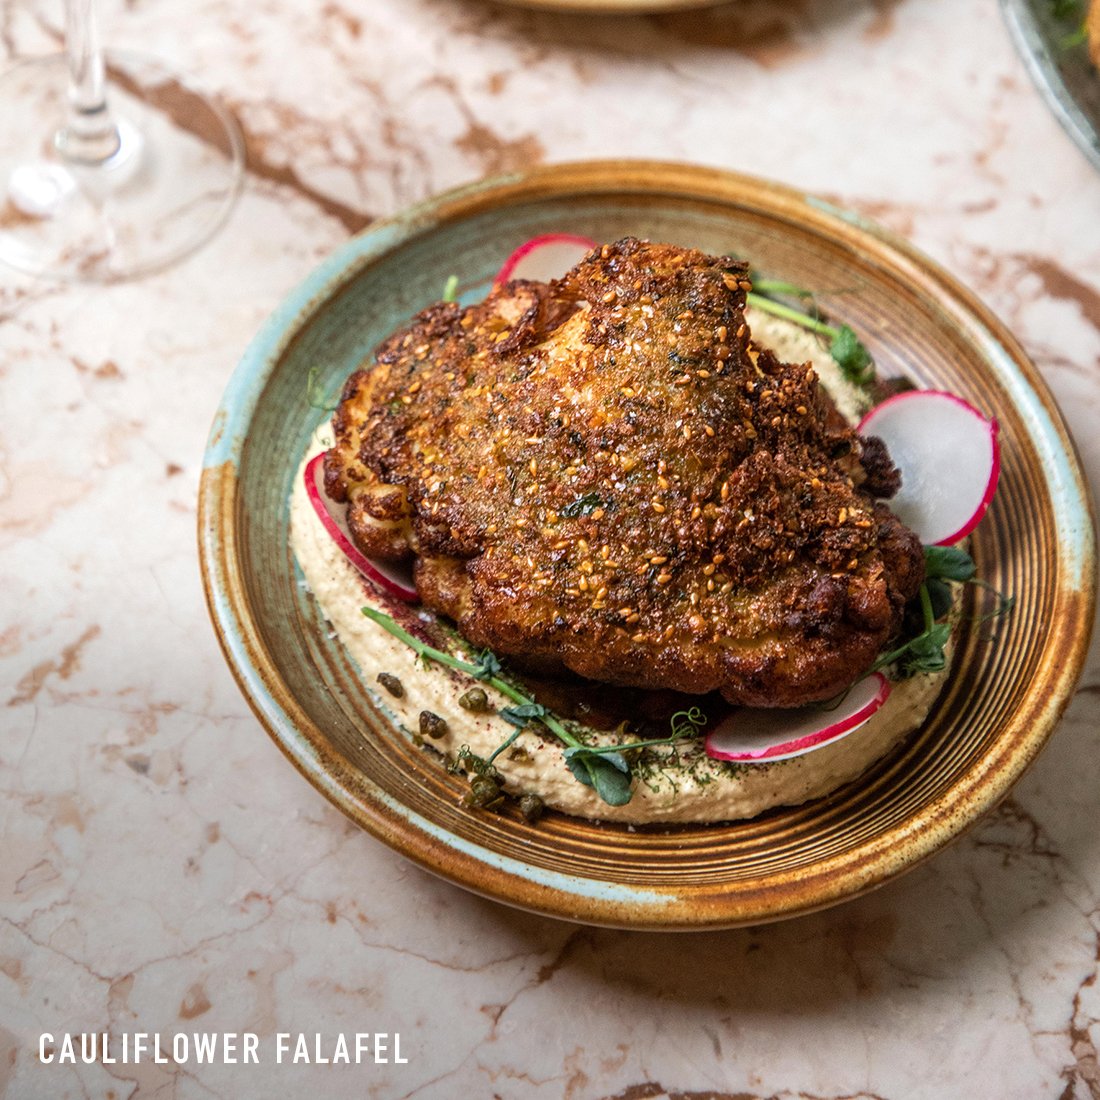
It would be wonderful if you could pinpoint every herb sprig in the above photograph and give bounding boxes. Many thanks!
[360,607,709,807]
[872,546,1013,678]
[361,606,636,805]
[745,279,874,388]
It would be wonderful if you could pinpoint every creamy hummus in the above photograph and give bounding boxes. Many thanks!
[289,309,949,824]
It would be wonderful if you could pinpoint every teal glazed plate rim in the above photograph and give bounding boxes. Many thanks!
[199,161,1096,930]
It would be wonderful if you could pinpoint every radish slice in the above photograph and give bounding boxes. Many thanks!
[304,451,418,602]
[495,233,597,285]
[858,390,999,546]
[705,673,892,763]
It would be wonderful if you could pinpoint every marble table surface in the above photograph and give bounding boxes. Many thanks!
[2,0,1099,1097]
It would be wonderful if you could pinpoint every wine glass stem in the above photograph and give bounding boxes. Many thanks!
[55,0,121,164]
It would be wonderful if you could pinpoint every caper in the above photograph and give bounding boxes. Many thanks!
[465,775,504,810]
[518,793,544,823]
[377,672,404,698]
[419,710,448,739]
[458,687,489,712]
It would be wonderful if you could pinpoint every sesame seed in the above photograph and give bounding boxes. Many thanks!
[649,555,668,564]
[656,573,672,585]
[652,501,667,514]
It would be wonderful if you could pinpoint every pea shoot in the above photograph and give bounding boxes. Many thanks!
[360,607,709,808]
[744,277,875,388]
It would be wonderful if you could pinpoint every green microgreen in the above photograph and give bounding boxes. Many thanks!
[360,608,716,808]
[360,606,636,805]
[442,274,459,303]
[924,545,978,582]
[745,283,875,388]
[500,702,549,729]
[872,546,1013,679]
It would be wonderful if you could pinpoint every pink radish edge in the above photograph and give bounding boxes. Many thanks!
[303,451,419,602]
[495,233,598,285]
[858,389,1000,547]
[705,673,892,763]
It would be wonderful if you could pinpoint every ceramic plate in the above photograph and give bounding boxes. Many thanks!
[1002,0,1100,173]
[199,161,1095,930]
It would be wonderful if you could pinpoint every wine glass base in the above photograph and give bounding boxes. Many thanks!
[0,51,244,282]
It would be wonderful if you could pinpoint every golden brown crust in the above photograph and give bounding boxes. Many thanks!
[324,238,924,706]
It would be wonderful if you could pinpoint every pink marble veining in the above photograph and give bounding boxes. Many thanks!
[2,0,1099,1097]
